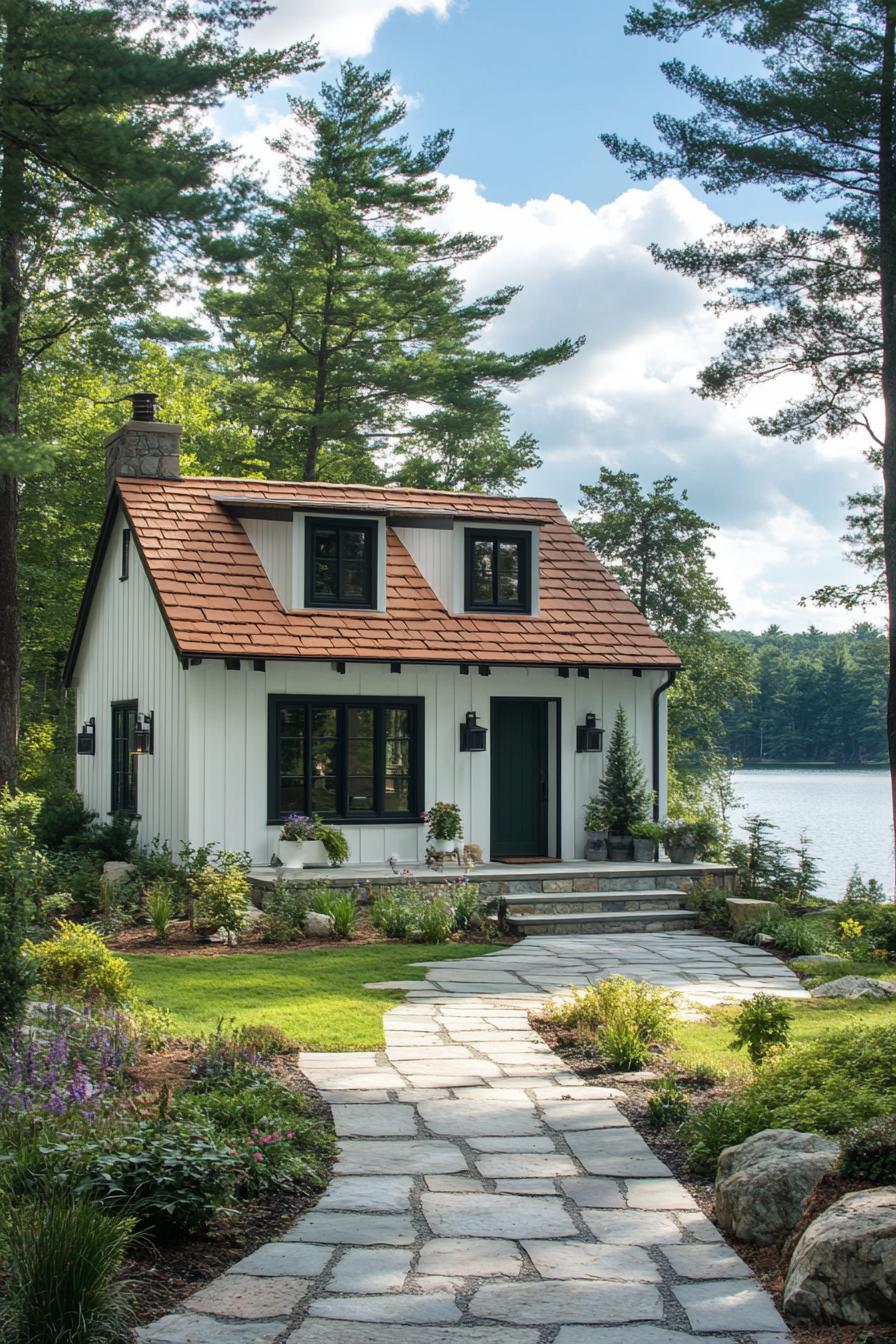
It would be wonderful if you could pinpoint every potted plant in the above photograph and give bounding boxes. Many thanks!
[594,706,652,861]
[279,813,347,868]
[583,797,608,860]
[663,818,698,864]
[424,801,463,853]
[630,821,663,862]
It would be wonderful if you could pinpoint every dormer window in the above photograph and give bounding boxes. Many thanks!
[465,531,531,612]
[305,518,376,608]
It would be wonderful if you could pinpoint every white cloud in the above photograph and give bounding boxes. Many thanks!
[430,174,880,631]
[250,0,455,60]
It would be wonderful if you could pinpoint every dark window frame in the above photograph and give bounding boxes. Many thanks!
[304,517,378,609]
[464,529,532,612]
[119,528,130,581]
[110,700,138,816]
[267,695,424,824]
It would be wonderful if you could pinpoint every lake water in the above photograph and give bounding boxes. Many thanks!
[731,768,894,900]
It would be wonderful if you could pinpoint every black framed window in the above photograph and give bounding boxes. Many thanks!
[305,519,376,608]
[464,530,531,611]
[120,528,130,581]
[111,701,138,815]
[268,697,422,822]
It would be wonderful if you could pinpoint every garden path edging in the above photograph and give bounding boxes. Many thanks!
[137,932,803,1344]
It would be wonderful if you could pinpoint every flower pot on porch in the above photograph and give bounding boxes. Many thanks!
[668,843,697,864]
[431,837,459,854]
[607,834,633,862]
[632,836,656,862]
[301,839,330,868]
[585,830,608,861]
[278,839,305,869]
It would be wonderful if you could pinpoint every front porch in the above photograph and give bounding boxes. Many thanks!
[249,858,736,937]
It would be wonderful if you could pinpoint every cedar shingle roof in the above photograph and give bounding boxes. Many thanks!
[106,476,680,669]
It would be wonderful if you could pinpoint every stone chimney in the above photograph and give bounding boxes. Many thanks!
[105,392,181,494]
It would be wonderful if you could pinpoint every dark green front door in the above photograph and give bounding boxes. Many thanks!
[490,699,549,859]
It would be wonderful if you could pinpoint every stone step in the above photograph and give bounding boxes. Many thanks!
[505,907,700,937]
[502,888,686,916]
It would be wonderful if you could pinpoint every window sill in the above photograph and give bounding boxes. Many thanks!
[266,816,423,828]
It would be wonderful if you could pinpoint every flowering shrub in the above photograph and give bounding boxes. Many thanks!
[22,921,133,1007]
[839,917,865,941]
[423,802,463,841]
[187,1021,265,1091]
[0,1004,140,1121]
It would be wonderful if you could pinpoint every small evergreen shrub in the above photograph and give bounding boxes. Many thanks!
[680,1097,771,1176]
[840,1115,896,1184]
[34,793,97,852]
[730,993,792,1066]
[589,706,651,835]
[310,889,358,939]
[549,975,676,1070]
[68,813,137,864]
[23,921,132,1007]
[0,1195,137,1344]
[418,896,453,944]
[646,1078,689,1127]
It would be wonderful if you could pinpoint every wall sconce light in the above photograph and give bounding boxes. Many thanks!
[576,712,604,753]
[76,718,95,755]
[459,710,487,752]
[132,710,154,755]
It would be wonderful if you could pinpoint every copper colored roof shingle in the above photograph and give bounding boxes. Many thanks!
[113,476,679,668]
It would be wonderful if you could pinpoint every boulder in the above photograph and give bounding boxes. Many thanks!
[783,1187,896,1323]
[811,976,896,1000]
[715,1129,840,1245]
[725,897,780,930]
[101,860,137,885]
[304,910,335,938]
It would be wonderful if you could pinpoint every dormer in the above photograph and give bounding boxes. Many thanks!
[393,515,540,614]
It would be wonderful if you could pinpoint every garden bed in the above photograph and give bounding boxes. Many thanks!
[108,915,512,956]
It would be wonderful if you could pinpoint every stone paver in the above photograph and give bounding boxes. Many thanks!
[138,931,797,1343]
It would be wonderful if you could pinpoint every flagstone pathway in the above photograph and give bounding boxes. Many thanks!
[139,933,806,1344]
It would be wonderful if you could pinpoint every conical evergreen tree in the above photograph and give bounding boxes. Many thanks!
[596,707,652,835]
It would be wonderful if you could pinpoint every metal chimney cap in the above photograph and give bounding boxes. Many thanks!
[130,391,159,422]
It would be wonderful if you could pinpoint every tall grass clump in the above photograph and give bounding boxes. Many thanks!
[0,1196,137,1344]
[548,975,676,1070]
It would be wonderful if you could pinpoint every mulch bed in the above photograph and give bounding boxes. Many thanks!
[108,916,513,956]
[530,1013,896,1344]
[123,1053,335,1327]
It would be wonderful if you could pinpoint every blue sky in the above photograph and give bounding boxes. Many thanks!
[216,0,877,633]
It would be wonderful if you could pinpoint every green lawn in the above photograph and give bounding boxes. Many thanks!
[671,996,896,1082]
[126,944,495,1050]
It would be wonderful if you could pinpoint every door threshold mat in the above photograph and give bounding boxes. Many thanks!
[493,855,558,865]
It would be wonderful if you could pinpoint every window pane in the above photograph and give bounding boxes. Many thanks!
[497,541,522,603]
[342,560,367,599]
[384,777,410,812]
[313,559,337,597]
[385,738,410,774]
[384,707,410,738]
[472,539,494,603]
[313,529,338,559]
[348,776,375,811]
[279,778,305,812]
[341,529,368,561]
[311,777,337,811]
[279,738,304,776]
[311,707,337,738]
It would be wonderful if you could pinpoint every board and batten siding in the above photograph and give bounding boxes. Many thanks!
[184,657,666,864]
[241,517,292,607]
[73,507,189,851]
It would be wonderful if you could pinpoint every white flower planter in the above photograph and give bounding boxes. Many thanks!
[431,837,459,854]
[278,838,330,869]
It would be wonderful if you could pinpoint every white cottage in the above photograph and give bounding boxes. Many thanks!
[65,404,680,867]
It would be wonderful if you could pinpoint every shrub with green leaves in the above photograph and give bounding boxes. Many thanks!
[549,975,676,1070]
[646,1078,689,1127]
[233,1023,290,1058]
[450,883,485,931]
[680,1097,771,1176]
[259,876,312,941]
[310,889,358,939]
[191,855,249,941]
[745,1023,896,1135]
[419,895,453,944]
[22,921,132,1007]
[73,1119,239,1237]
[730,993,792,1066]
[0,1195,137,1344]
[840,1115,896,1184]
[371,887,421,939]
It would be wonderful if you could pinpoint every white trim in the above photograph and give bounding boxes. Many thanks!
[451,520,540,615]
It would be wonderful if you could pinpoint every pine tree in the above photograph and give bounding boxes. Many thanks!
[0,0,319,787]
[210,62,582,485]
[596,706,652,835]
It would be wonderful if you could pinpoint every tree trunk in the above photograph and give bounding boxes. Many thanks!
[0,8,26,790]
[878,2,896,895]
